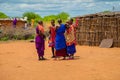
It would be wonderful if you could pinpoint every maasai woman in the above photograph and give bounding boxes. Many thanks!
[55,19,67,60]
[35,21,46,60]
[13,18,17,28]
[48,20,56,58]
[65,18,77,59]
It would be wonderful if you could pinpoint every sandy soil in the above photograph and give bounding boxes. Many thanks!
[0,40,120,80]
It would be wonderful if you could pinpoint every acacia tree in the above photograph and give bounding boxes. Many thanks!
[43,12,70,22]
[22,12,70,23]
[0,12,8,18]
[102,10,111,13]
[43,15,57,21]
[56,12,69,22]
[22,12,42,22]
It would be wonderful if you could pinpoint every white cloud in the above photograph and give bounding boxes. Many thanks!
[0,0,120,17]
[105,2,111,4]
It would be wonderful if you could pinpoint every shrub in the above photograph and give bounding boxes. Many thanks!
[0,27,35,41]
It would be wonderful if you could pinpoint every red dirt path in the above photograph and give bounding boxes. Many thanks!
[0,40,120,80]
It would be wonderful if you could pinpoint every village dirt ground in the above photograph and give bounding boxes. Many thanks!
[0,40,120,80]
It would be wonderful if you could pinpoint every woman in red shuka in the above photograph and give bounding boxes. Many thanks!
[48,20,56,58]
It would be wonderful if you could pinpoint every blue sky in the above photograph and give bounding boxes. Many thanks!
[0,0,120,17]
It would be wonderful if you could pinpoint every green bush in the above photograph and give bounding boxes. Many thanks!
[0,27,35,41]
[0,36,9,41]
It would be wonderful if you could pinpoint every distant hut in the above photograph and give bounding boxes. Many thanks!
[75,11,120,47]
[0,18,26,28]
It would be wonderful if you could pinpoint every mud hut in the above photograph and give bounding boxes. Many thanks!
[75,12,120,47]
[0,18,26,28]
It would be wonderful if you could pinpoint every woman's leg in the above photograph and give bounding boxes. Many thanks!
[37,48,42,60]
[37,48,46,60]
[41,50,46,60]
[51,47,55,58]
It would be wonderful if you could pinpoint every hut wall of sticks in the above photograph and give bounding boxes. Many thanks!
[75,12,120,47]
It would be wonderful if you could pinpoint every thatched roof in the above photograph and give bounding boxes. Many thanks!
[0,18,27,21]
[75,11,120,18]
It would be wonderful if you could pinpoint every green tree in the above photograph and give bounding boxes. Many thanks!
[42,12,69,22]
[56,12,69,22]
[22,12,42,22]
[43,15,57,21]
[102,10,111,13]
[0,12,8,18]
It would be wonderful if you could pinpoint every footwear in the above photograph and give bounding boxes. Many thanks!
[68,56,74,60]
[71,56,74,59]
[38,58,42,61]
[62,57,66,60]
[38,56,42,60]
[41,57,47,60]
[51,56,55,58]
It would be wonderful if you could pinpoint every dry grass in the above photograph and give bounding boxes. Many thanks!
[0,27,35,41]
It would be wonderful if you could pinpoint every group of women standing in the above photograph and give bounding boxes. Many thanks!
[35,19,77,61]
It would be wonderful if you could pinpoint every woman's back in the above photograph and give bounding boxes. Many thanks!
[55,24,66,50]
